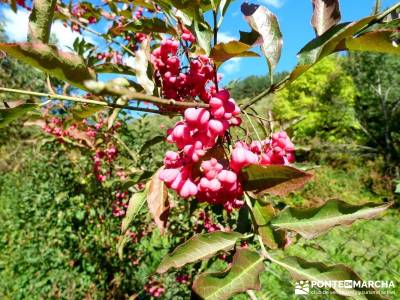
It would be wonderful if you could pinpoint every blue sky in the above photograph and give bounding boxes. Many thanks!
[217,0,399,83]
[1,0,398,84]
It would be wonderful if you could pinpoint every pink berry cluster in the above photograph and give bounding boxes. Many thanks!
[195,211,223,233]
[93,146,118,182]
[112,191,129,217]
[159,89,244,211]
[151,39,215,103]
[230,131,295,172]
[144,280,165,298]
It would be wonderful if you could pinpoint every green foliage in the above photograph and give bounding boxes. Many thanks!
[344,52,400,171]
[273,56,359,144]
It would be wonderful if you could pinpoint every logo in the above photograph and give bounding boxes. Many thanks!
[295,281,310,295]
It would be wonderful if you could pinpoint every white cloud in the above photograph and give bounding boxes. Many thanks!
[260,0,285,8]
[218,32,237,43]
[1,7,94,51]
[221,57,242,75]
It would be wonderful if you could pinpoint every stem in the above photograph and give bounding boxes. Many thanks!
[0,86,208,111]
[244,110,263,142]
[212,10,219,92]
[241,76,289,110]
[0,87,173,115]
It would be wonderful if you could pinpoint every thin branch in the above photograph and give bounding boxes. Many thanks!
[0,87,177,115]
[241,76,289,110]
[246,290,259,300]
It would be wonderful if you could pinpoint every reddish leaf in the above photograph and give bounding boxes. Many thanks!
[242,164,313,196]
[147,168,170,234]
[311,0,341,36]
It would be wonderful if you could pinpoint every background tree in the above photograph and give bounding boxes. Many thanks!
[344,52,400,174]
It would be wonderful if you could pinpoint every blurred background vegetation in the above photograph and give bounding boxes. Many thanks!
[0,25,399,300]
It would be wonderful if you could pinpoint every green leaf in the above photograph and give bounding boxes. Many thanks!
[192,248,265,300]
[271,200,392,239]
[147,168,169,234]
[271,256,388,299]
[242,164,313,196]
[94,63,136,76]
[110,18,175,35]
[311,0,341,36]
[0,103,36,129]
[139,135,165,154]
[0,43,96,90]
[241,2,283,75]
[210,41,259,67]
[121,189,148,234]
[252,201,278,249]
[343,30,400,55]
[71,104,103,120]
[395,180,400,194]
[157,231,243,273]
[117,188,148,259]
[194,21,213,55]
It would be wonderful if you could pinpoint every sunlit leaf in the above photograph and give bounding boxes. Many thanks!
[242,164,313,196]
[271,256,388,299]
[0,43,96,90]
[157,231,243,273]
[147,168,169,234]
[193,248,265,300]
[311,0,341,36]
[343,30,400,55]
[121,189,148,234]
[271,200,392,239]
[241,2,283,75]
[194,20,213,55]
[210,41,259,67]
[135,38,155,95]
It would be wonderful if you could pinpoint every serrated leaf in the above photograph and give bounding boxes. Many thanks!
[94,63,137,76]
[311,0,341,36]
[139,135,165,154]
[271,256,388,299]
[343,30,400,55]
[121,189,148,234]
[147,168,169,234]
[0,103,36,128]
[0,43,96,90]
[242,164,313,196]
[157,231,243,273]
[271,200,392,239]
[210,41,259,67]
[241,2,283,74]
[252,201,278,249]
[193,248,265,300]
